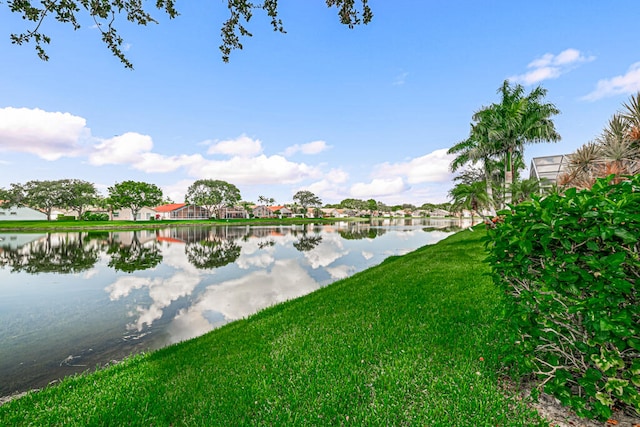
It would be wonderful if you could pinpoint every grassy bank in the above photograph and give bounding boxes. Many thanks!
[0,228,547,426]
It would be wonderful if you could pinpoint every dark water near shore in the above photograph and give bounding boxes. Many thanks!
[0,218,472,396]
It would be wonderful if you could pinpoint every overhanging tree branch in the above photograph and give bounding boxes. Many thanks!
[7,0,372,68]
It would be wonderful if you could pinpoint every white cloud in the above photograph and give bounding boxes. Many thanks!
[326,264,355,280]
[162,179,193,203]
[132,152,196,173]
[106,276,153,300]
[304,168,350,201]
[374,148,454,184]
[0,107,89,160]
[89,133,201,173]
[185,154,322,185]
[510,48,595,85]
[345,149,455,203]
[89,132,154,165]
[169,258,320,330]
[0,107,330,202]
[350,177,409,199]
[393,71,409,86]
[283,140,330,156]
[207,134,263,157]
[555,49,584,65]
[582,62,640,101]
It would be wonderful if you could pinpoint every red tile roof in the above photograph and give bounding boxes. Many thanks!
[156,236,186,244]
[155,203,186,212]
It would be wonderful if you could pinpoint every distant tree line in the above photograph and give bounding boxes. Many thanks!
[1,177,451,222]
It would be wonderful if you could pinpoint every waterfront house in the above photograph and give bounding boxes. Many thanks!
[220,206,249,219]
[155,203,209,220]
[111,206,158,221]
[0,203,47,221]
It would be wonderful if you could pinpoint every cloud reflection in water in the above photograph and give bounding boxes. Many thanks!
[165,258,320,344]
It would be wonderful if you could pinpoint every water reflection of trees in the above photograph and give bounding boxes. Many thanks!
[422,226,464,233]
[257,239,275,249]
[107,231,163,273]
[0,233,99,274]
[338,227,387,240]
[185,239,241,269]
[291,225,322,252]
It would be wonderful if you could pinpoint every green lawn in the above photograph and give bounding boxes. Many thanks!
[0,227,548,426]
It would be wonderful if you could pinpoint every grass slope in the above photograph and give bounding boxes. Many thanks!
[0,228,547,426]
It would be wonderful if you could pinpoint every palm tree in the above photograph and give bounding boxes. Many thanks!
[510,178,544,203]
[448,116,500,215]
[620,92,640,144]
[481,81,561,205]
[560,95,640,190]
[257,195,275,206]
[448,181,492,220]
[558,142,603,190]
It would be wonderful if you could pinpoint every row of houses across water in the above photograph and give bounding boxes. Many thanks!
[0,201,460,221]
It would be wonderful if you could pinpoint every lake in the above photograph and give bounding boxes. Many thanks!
[0,218,472,397]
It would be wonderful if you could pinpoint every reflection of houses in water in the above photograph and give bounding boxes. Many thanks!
[0,232,103,274]
[109,230,157,246]
[0,232,106,254]
[0,230,170,256]
[156,225,309,245]
[156,226,252,244]
[248,226,291,239]
[0,233,47,251]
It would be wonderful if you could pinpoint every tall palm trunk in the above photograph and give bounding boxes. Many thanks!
[483,167,496,216]
[504,148,513,206]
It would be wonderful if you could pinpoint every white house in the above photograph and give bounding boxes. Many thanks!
[0,205,47,221]
[111,206,157,221]
[252,205,292,218]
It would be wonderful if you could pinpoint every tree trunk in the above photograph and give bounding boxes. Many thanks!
[484,169,496,216]
[504,148,513,206]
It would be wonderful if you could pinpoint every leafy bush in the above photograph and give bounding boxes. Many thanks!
[56,215,76,221]
[485,175,639,420]
[81,211,109,221]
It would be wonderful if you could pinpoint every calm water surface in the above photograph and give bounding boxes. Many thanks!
[0,218,471,396]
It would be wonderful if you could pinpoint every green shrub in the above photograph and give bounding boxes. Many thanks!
[485,175,639,420]
[56,215,76,221]
[81,211,109,221]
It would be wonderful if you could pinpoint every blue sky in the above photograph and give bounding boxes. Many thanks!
[1,1,639,206]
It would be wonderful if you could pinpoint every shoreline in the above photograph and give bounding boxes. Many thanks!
[0,217,375,233]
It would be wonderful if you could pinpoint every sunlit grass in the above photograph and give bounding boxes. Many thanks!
[0,228,548,426]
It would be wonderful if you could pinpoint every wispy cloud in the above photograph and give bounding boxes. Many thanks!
[350,177,409,199]
[510,48,595,85]
[582,62,640,101]
[282,140,330,157]
[346,148,454,202]
[374,148,454,184]
[392,71,409,86]
[206,134,263,157]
